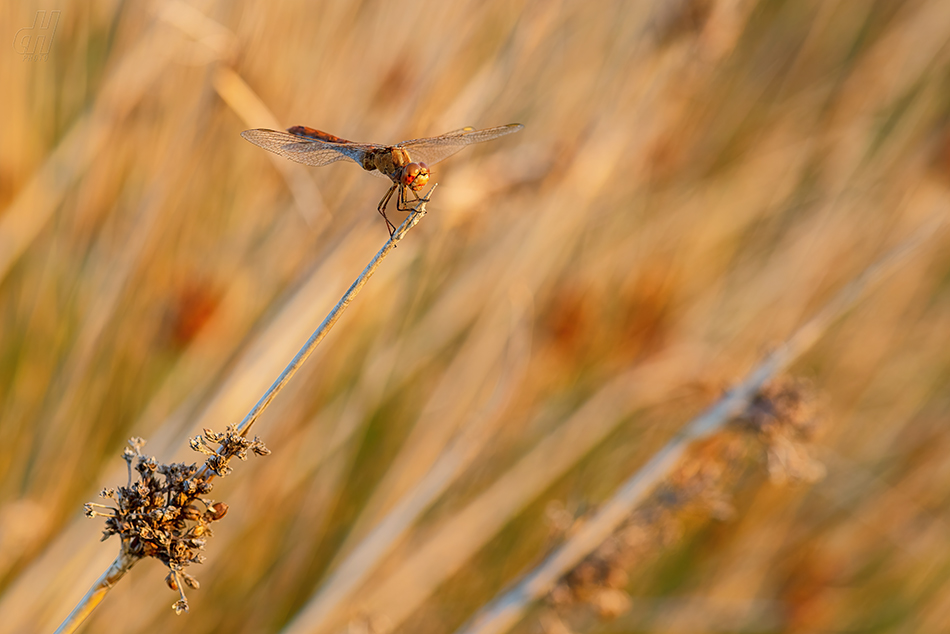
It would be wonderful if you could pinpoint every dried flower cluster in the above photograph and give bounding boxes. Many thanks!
[547,377,822,620]
[740,377,825,484]
[85,425,270,614]
[547,447,743,619]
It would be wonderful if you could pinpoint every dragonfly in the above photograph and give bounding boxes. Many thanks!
[241,123,524,235]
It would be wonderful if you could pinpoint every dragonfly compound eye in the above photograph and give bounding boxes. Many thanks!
[404,162,430,190]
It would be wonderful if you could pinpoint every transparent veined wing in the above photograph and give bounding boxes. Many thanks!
[398,123,524,167]
[240,128,376,168]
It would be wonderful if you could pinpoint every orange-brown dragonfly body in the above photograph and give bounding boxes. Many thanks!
[241,123,524,235]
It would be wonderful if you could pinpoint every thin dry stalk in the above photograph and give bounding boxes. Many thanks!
[452,214,946,634]
[0,15,186,284]
[52,194,434,634]
[230,187,434,441]
[50,551,138,634]
[280,300,531,634]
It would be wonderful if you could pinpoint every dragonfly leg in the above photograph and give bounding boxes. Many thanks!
[396,186,426,212]
[377,184,398,237]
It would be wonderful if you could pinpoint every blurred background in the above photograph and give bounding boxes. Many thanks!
[1,0,950,632]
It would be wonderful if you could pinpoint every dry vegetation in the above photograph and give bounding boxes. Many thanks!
[1,0,950,632]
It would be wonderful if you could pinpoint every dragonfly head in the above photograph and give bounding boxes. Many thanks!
[402,162,430,191]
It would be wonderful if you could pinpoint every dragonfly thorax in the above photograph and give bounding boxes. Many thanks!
[370,147,413,179]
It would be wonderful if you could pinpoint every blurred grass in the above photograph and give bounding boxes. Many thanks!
[2,0,950,632]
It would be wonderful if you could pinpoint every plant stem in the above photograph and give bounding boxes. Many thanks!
[452,213,945,634]
[53,548,138,634]
[53,189,434,634]
[232,188,435,442]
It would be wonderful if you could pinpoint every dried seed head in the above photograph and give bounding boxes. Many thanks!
[84,431,270,613]
[548,375,823,620]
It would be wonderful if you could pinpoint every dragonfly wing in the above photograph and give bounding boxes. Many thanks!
[399,123,524,167]
[241,129,374,168]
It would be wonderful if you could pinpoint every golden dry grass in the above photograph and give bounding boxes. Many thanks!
[2,0,950,632]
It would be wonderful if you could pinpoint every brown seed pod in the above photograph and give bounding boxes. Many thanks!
[206,502,228,521]
[180,505,202,522]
